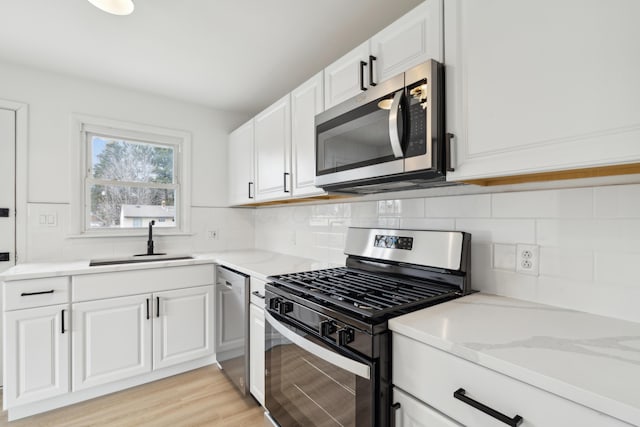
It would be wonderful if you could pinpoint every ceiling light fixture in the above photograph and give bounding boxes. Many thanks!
[87,0,135,15]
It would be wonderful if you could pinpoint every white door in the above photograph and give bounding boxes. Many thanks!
[444,0,640,181]
[73,294,152,391]
[153,285,214,370]
[0,108,16,388]
[249,302,265,406]
[370,0,443,82]
[254,94,291,201]
[4,304,69,407]
[291,71,326,198]
[324,41,370,109]
[228,120,255,205]
[393,387,462,427]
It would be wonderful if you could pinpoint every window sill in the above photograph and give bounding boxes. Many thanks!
[67,232,194,239]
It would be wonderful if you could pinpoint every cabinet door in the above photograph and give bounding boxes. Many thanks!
[393,387,462,427]
[324,41,370,109]
[291,71,326,198]
[249,302,265,406]
[228,119,255,206]
[371,0,443,83]
[445,0,640,182]
[73,294,152,391]
[153,285,214,370]
[4,304,69,407]
[254,94,292,201]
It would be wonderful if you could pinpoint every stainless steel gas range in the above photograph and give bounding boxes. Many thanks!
[263,227,472,427]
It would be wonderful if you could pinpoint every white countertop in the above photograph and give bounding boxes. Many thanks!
[389,293,640,426]
[0,250,334,282]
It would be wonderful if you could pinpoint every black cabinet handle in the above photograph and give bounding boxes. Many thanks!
[156,296,160,317]
[146,298,150,320]
[251,290,265,299]
[390,402,401,427]
[248,182,254,199]
[283,172,290,193]
[21,290,54,297]
[369,55,377,86]
[454,388,523,426]
[446,133,455,172]
[359,61,368,91]
[61,309,66,334]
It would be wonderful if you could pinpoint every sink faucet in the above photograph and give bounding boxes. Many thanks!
[147,220,155,255]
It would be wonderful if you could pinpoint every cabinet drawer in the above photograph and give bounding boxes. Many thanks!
[250,277,266,307]
[393,387,461,427]
[393,334,631,427]
[72,264,214,302]
[3,277,70,310]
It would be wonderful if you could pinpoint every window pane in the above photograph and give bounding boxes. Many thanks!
[89,184,176,229]
[91,136,174,184]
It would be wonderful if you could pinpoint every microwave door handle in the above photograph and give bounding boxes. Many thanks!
[388,90,404,158]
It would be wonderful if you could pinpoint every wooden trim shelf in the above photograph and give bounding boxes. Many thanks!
[463,163,640,187]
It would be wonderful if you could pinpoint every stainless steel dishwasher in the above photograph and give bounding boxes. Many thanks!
[215,265,250,395]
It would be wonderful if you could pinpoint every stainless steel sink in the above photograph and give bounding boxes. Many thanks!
[89,254,193,266]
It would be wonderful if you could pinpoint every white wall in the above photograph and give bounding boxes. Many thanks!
[254,183,640,323]
[0,60,254,260]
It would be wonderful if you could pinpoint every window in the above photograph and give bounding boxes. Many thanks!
[71,115,191,235]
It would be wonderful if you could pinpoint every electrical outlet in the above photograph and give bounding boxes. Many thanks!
[208,230,219,240]
[516,244,539,276]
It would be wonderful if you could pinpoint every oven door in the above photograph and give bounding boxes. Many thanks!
[264,311,375,427]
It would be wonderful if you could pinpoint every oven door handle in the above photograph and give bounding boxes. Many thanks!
[388,89,405,159]
[265,312,371,380]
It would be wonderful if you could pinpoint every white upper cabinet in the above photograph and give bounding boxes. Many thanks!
[324,41,371,109]
[445,0,640,182]
[325,0,444,109]
[254,94,292,201]
[228,120,255,205]
[371,0,443,82]
[291,71,326,197]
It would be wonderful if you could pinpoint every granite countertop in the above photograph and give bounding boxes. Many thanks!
[388,293,640,426]
[0,250,334,282]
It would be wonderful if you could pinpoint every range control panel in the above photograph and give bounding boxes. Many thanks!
[374,234,413,250]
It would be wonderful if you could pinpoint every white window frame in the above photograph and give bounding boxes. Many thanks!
[70,115,191,237]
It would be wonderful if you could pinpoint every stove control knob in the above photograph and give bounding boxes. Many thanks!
[337,327,355,346]
[319,320,337,337]
[269,298,281,311]
[278,301,293,315]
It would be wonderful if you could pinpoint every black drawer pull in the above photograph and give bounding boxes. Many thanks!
[146,298,150,320]
[454,388,523,426]
[21,290,55,297]
[359,60,368,91]
[369,55,377,86]
[251,290,265,299]
[390,402,401,427]
[61,309,66,334]
[156,296,160,317]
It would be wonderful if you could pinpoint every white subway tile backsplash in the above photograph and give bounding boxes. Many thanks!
[492,188,593,218]
[425,194,491,218]
[399,218,455,231]
[349,201,377,218]
[538,219,640,252]
[594,251,640,285]
[594,184,640,218]
[456,219,536,244]
[539,247,593,282]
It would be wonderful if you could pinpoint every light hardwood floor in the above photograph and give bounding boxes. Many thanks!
[0,365,264,426]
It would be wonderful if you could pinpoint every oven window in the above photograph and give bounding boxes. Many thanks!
[316,96,403,175]
[265,318,372,426]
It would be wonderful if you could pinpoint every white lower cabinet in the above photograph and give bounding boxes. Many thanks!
[249,302,265,406]
[393,387,461,427]
[4,304,70,407]
[153,286,214,370]
[72,294,152,391]
[393,333,632,426]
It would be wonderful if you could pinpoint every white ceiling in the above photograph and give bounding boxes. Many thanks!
[0,0,423,115]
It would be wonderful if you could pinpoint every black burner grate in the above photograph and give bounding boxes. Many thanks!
[269,267,460,318]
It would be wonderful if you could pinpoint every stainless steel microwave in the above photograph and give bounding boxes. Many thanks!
[315,60,450,194]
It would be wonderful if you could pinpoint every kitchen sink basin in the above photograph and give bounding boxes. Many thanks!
[89,254,193,266]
